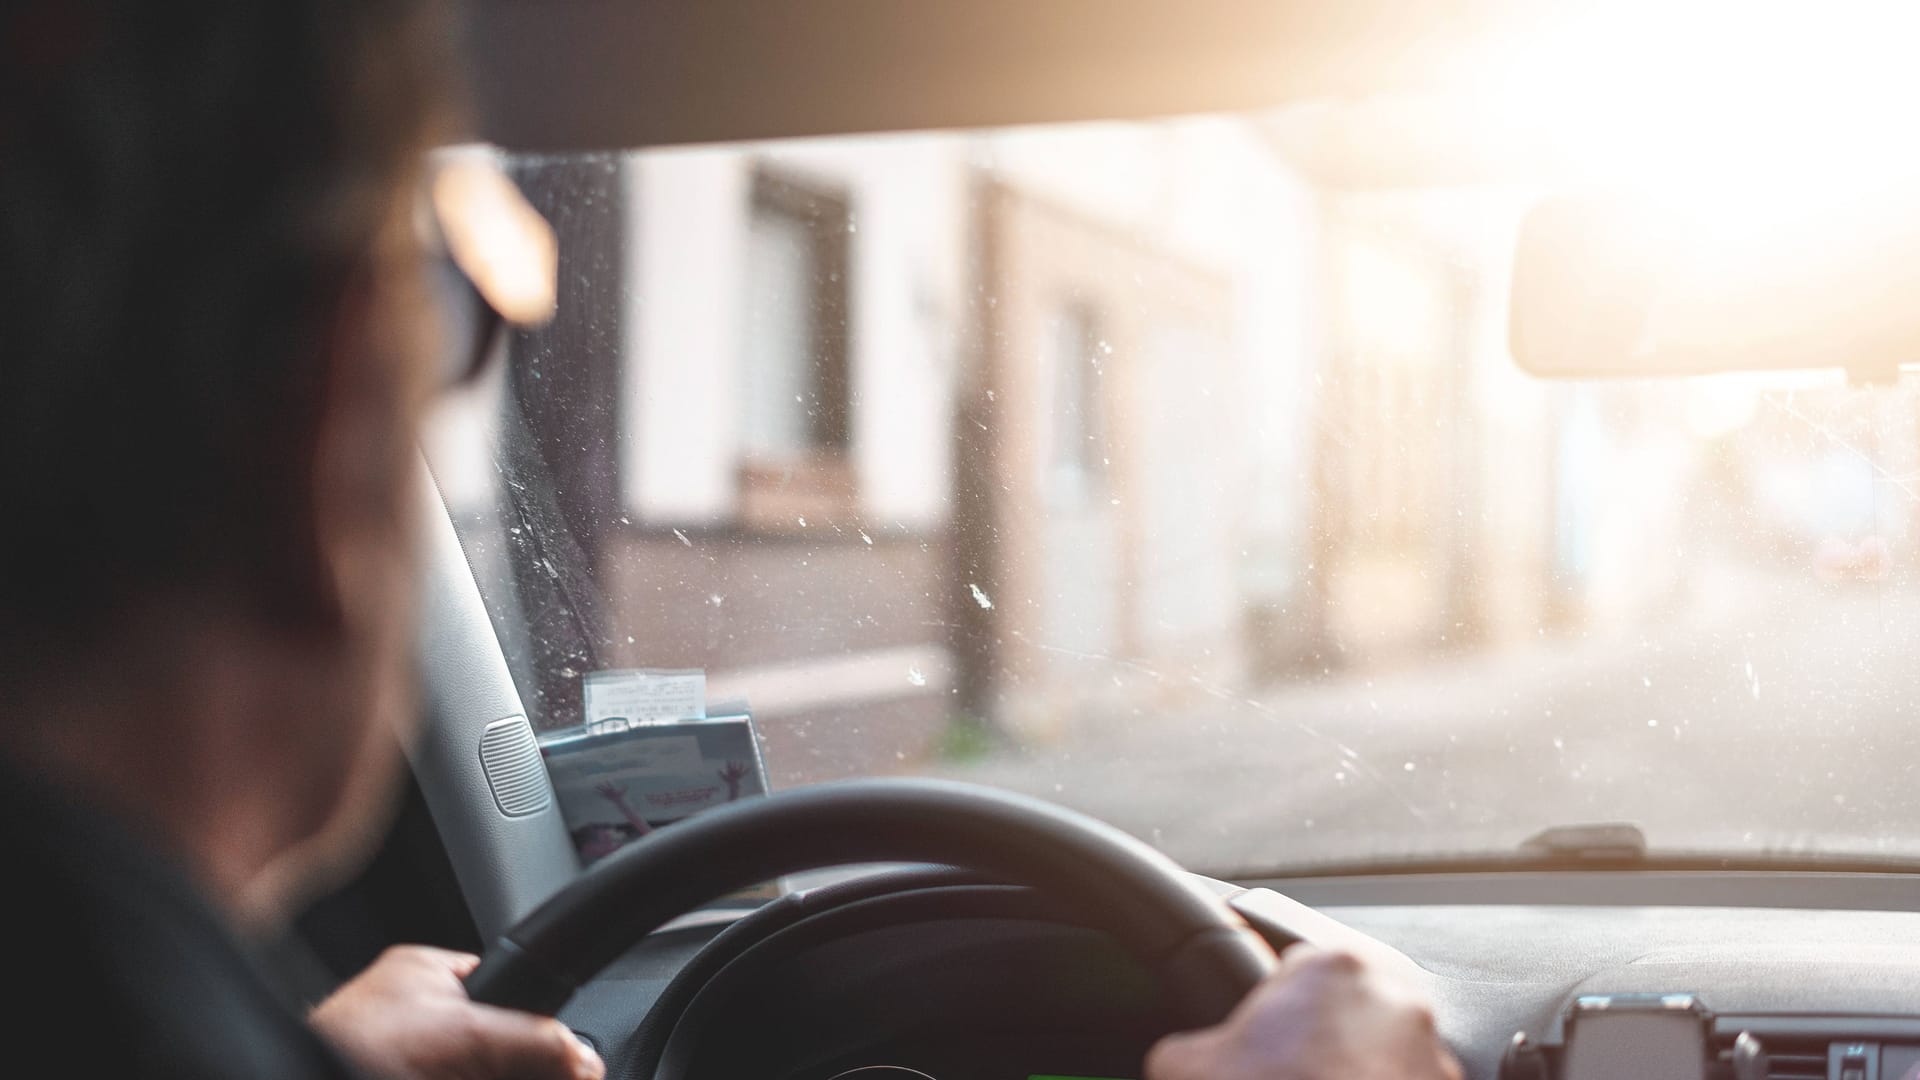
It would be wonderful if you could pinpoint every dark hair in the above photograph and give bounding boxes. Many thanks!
[0,0,450,657]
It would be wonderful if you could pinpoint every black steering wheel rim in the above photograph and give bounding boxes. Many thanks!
[465,778,1277,1026]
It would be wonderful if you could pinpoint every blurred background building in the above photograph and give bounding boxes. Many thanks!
[426,115,1916,788]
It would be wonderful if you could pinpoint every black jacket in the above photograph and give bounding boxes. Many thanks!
[0,764,358,1078]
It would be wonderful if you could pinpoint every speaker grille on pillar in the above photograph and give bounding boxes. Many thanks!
[478,716,551,817]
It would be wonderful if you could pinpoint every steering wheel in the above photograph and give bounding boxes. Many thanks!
[464,778,1279,1030]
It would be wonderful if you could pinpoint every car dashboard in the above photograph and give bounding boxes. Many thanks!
[547,870,1920,1080]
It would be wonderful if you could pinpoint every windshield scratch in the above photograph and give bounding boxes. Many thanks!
[1763,392,1920,504]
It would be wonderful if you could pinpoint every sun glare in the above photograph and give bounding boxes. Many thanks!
[1491,1,1920,220]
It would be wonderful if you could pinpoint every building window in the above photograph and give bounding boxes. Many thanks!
[1043,303,1107,503]
[740,171,852,460]
[737,170,855,529]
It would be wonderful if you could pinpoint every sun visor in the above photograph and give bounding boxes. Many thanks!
[454,0,1552,151]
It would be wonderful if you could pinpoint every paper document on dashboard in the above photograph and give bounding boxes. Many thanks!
[581,667,706,729]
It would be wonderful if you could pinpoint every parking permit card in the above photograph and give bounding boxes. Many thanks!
[539,707,781,906]
[581,667,706,729]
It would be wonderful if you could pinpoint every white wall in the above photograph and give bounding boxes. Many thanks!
[625,149,751,526]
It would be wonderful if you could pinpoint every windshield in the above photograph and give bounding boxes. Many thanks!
[423,106,1920,877]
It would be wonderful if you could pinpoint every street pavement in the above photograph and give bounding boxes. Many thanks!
[941,573,1920,876]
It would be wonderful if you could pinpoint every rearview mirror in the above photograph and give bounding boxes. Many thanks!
[1509,192,1920,381]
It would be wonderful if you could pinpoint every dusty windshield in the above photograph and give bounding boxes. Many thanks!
[424,106,1920,876]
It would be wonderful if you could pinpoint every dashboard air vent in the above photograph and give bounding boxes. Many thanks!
[1714,1033,1831,1080]
[1765,1050,1830,1080]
